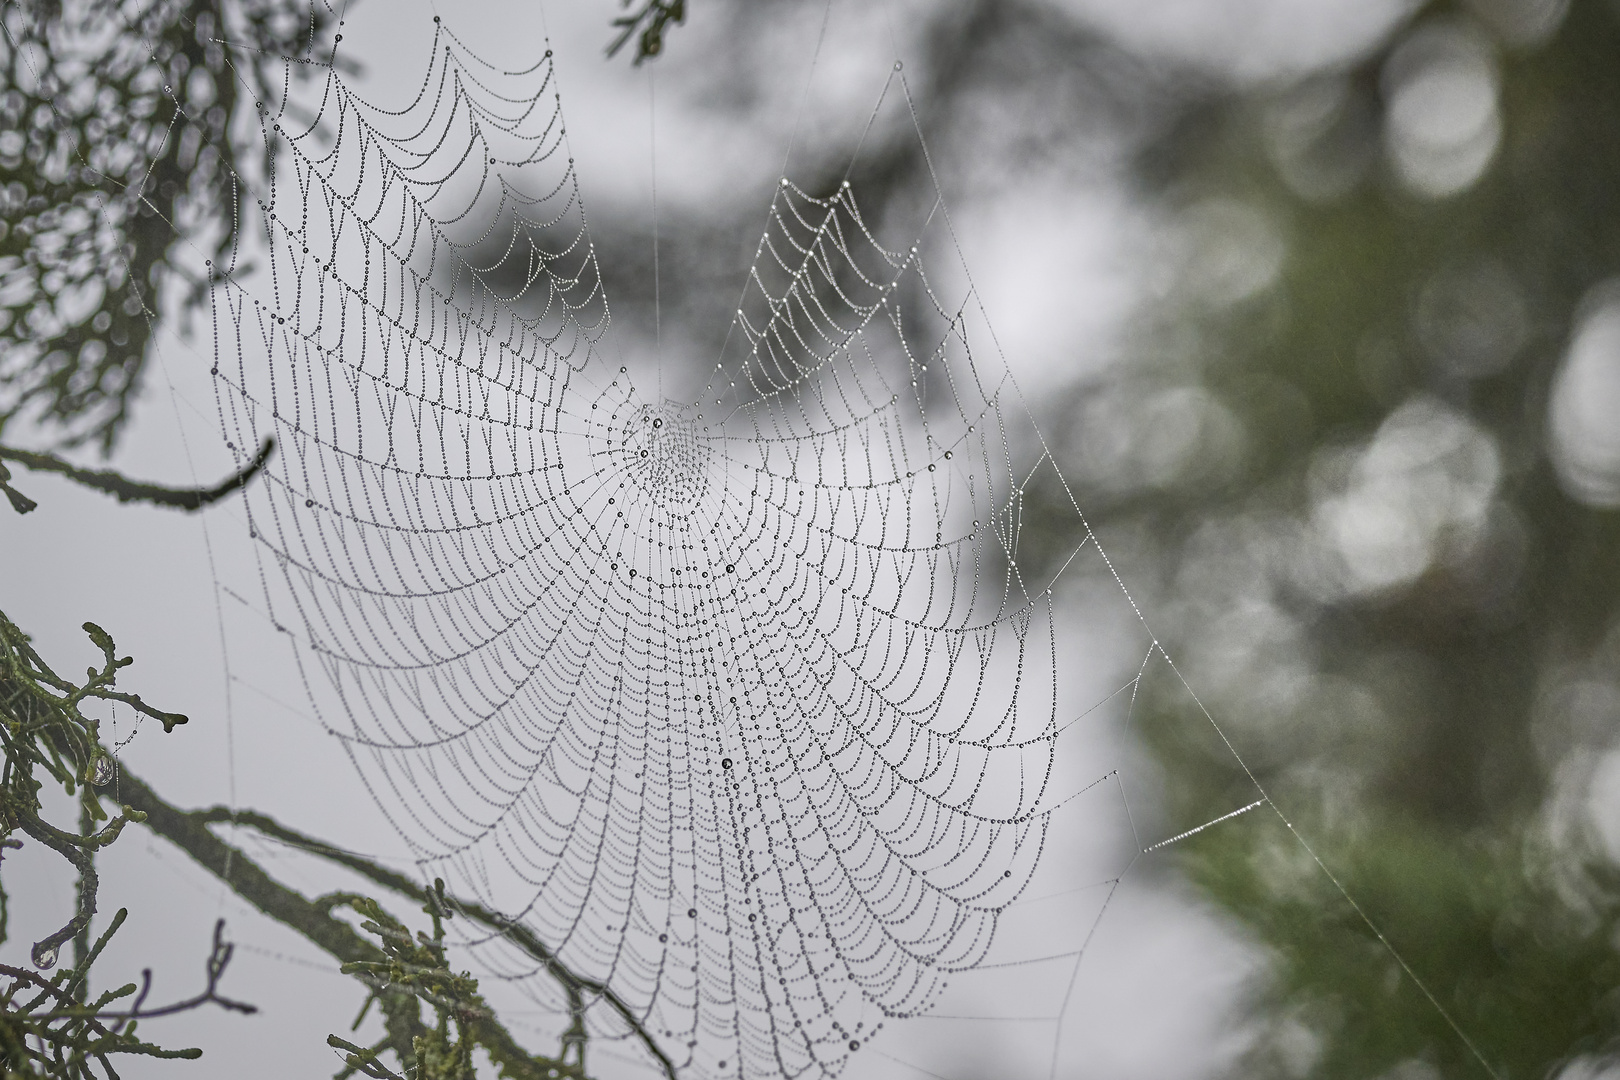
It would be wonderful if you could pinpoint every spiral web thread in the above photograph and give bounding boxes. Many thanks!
[209,19,1121,1080]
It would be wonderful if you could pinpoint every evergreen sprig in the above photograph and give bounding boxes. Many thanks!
[0,612,253,1078]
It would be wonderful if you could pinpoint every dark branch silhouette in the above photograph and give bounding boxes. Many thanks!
[0,436,275,514]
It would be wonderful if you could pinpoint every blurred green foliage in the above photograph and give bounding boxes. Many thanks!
[607,0,686,65]
[0,0,329,455]
[1110,0,1620,1075]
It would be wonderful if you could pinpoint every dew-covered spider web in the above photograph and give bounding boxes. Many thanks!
[191,11,1410,1080]
[206,25,1110,1074]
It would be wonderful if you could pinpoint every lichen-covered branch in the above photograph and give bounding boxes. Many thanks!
[184,805,678,1080]
[118,769,657,1080]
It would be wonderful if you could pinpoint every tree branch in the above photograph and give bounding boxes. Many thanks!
[0,435,275,513]
[207,807,675,1078]
[117,770,378,966]
[117,769,677,1080]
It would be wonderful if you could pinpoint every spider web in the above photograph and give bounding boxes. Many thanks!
[207,16,1153,1080]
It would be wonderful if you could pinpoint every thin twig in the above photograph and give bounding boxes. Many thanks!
[8,919,257,1022]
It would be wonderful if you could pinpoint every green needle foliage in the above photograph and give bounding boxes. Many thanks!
[0,611,258,1078]
[0,612,186,966]
[0,910,255,1078]
[324,885,588,1080]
